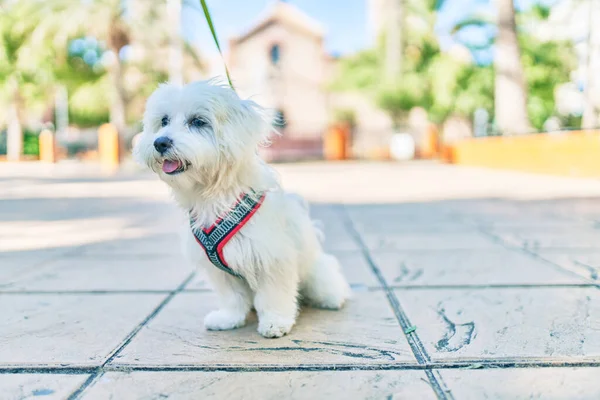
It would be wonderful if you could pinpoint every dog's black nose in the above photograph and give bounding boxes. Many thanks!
[153,137,173,154]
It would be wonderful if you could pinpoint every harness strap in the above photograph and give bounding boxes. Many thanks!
[190,191,266,279]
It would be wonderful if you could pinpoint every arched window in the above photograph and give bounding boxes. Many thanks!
[270,44,281,65]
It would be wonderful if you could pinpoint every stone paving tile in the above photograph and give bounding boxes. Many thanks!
[396,288,600,361]
[185,251,379,291]
[488,227,600,250]
[353,220,477,234]
[113,291,416,366]
[183,270,210,290]
[0,248,75,271]
[0,294,167,367]
[0,218,148,254]
[77,233,183,257]
[307,204,340,220]
[304,205,360,252]
[371,249,585,286]
[346,208,460,231]
[440,367,600,399]
[333,251,380,288]
[535,250,600,282]
[0,374,89,400]
[470,216,595,229]
[0,252,72,290]
[345,203,453,216]
[360,231,501,251]
[84,370,436,399]
[454,208,564,225]
[0,255,193,292]
[320,224,360,252]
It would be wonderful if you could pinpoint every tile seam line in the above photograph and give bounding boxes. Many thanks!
[66,369,104,400]
[338,206,431,362]
[339,205,453,400]
[66,271,197,399]
[442,210,599,285]
[102,271,197,367]
[2,359,600,374]
[474,226,600,288]
[1,284,597,296]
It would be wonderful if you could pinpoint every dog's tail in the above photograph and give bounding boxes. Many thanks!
[286,192,325,244]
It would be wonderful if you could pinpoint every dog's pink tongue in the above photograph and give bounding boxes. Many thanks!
[162,160,181,173]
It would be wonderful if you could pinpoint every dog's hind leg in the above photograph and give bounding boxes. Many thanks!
[301,253,351,310]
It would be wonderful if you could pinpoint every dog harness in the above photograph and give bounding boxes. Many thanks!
[190,191,266,279]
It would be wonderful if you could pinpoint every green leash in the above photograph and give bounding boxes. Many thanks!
[199,0,235,91]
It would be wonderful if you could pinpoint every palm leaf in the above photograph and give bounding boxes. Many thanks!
[451,16,494,34]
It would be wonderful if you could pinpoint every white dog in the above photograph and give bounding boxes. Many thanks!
[134,80,350,338]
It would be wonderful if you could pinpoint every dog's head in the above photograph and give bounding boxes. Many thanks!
[134,80,271,192]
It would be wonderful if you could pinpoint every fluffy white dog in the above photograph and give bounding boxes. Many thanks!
[134,80,351,338]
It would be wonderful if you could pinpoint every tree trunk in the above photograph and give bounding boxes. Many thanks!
[494,0,530,135]
[107,16,129,137]
[6,100,23,161]
[582,0,598,129]
[6,80,23,161]
[385,0,403,83]
[108,58,127,136]
[167,0,183,85]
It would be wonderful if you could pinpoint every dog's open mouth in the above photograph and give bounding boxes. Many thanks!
[162,160,186,175]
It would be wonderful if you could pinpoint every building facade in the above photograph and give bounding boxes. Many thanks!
[227,1,330,160]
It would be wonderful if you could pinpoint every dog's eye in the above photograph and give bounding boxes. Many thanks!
[160,116,169,127]
[188,117,207,129]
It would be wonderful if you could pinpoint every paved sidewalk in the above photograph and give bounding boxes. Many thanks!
[1,161,600,399]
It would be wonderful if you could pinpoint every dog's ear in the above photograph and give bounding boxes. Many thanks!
[238,99,278,147]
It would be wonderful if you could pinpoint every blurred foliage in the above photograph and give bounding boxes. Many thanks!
[66,79,109,126]
[0,0,205,138]
[520,37,576,130]
[0,129,41,156]
[331,0,485,127]
[23,130,40,156]
[333,109,357,127]
[332,0,576,131]
[330,49,380,91]
[0,2,56,115]
[452,2,576,131]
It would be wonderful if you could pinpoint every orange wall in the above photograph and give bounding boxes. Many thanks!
[444,130,600,177]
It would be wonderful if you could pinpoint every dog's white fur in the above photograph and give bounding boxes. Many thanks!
[134,80,351,338]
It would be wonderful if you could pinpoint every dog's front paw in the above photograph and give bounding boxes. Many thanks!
[257,315,295,338]
[204,309,247,331]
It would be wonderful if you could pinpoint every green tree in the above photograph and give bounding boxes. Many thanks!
[59,37,110,127]
[332,0,479,127]
[333,0,575,134]
[520,36,575,130]
[6,0,206,142]
[454,2,576,131]
[26,0,132,135]
[0,2,55,160]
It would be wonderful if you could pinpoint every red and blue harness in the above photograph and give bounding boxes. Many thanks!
[190,191,266,279]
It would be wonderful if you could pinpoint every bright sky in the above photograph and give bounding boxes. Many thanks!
[182,0,369,56]
[182,0,553,61]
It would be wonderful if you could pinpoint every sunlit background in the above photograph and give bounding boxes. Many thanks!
[2,3,600,397]
[1,0,596,169]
